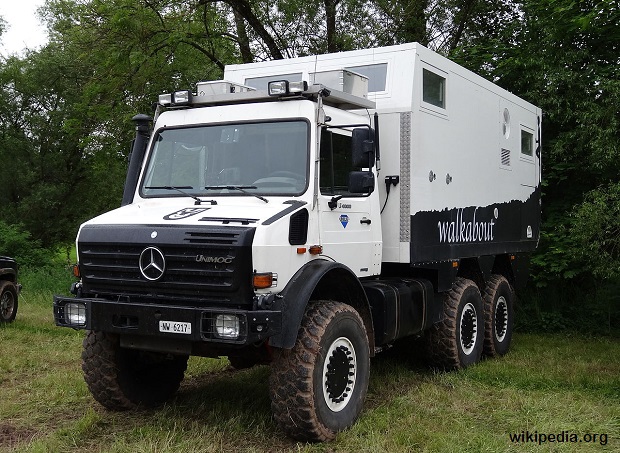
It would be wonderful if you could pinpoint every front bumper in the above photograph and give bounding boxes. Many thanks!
[53,296,282,346]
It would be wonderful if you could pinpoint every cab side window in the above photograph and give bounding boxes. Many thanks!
[320,130,354,195]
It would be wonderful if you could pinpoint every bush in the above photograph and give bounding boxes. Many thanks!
[0,220,48,267]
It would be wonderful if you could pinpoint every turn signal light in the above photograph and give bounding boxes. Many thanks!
[253,272,276,289]
[72,264,81,278]
[309,245,323,255]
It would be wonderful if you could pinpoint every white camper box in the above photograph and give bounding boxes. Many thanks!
[225,43,542,267]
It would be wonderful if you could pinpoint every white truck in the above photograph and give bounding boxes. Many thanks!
[54,42,541,441]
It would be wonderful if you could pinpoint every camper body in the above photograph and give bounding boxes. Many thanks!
[54,43,541,441]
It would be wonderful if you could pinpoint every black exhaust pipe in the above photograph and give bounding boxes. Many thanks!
[121,114,152,206]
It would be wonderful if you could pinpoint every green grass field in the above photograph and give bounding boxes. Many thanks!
[1,271,618,452]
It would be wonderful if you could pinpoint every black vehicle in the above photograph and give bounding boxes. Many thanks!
[0,256,21,323]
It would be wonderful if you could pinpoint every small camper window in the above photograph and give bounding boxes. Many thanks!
[422,69,445,108]
[521,129,534,157]
[244,73,302,91]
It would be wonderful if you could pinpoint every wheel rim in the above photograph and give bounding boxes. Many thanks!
[459,302,478,355]
[1,291,15,319]
[494,296,509,342]
[322,337,357,412]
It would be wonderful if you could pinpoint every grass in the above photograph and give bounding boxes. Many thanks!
[1,270,619,452]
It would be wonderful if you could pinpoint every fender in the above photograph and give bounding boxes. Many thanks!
[0,268,16,282]
[269,259,375,352]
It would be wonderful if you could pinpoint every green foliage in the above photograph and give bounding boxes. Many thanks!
[0,220,47,267]
[572,183,620,280]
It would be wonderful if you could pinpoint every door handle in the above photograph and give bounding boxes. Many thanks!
[360,218,371,225]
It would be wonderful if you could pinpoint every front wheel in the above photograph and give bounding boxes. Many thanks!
[82,331,188,410]
[0,281,18,323]
[269,300,370,442]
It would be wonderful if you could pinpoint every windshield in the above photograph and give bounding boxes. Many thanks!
[141,120,309,197]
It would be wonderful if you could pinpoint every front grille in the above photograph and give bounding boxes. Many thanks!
[78,225,255,306]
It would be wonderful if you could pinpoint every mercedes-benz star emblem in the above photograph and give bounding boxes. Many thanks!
[139,247,166,281]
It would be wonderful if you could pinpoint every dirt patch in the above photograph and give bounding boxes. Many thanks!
[0,423,37,448]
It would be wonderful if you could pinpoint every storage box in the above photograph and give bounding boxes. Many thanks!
[309,69,369,98]
[196,81,255,96]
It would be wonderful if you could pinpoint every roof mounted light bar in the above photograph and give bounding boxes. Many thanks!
[158,90,193,107]
[267,80,309,97]
[156,82,375,111]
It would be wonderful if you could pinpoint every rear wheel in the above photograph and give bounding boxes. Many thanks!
[483,275,514,357]
[82,330,188,410]
[0,281,18,323]
[269,300,370,442]
[426,278,484,370]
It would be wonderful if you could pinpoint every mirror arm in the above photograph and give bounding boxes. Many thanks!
[328,195,344,210]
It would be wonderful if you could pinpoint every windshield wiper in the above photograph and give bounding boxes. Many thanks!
[145,186,217,205]
[204,185,269,203]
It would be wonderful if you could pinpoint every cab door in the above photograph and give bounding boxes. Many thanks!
[318,127,381,277]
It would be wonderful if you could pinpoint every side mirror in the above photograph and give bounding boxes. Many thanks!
[349,171,374,194]
[352,128,375,168]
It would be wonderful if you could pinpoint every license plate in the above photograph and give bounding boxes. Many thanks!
[159,320,192,335]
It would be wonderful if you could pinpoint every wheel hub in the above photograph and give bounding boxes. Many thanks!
[1,293,14,318]
[459,302,478,355]
[494,296,508,342]
[323,337,356,412]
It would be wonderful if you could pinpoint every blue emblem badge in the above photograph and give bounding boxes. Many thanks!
[339,214,349,228]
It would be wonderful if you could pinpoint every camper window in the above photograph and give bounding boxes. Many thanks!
[422,69,445,108]
[346,63,388,92]
[521,129,534,157]
[244,73,303,91]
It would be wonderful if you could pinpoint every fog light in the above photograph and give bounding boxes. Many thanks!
[173,90,192,104]
[65,303,86,326]
[268,80,289,96]
[158,93,172,106]
[215,314,240,339]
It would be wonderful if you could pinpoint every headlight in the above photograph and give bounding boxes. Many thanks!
[65,303,87,326]
[215,314,240,339]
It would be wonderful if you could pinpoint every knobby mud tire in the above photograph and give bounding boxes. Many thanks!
[482,275,514,357]
[426,278,484,370]
[0,281,18,323]
[269,300,370,442]
[82,330,188,410]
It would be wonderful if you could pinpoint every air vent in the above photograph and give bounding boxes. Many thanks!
[289,209,309,245]
[502,108,511,139]
[501,148,511,167]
